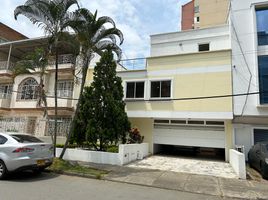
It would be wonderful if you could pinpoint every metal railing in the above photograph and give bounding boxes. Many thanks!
[0,93,12,99]
[48,54,75,65]
[0,61,14,70]
[118,58,147,71]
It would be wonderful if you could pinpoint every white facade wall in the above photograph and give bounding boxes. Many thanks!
[231,0,268,116]
[231,0,268,159]
[151,25,230,57]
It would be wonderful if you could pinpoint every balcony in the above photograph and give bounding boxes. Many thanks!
[117,58,147,71]
[0,93,11,108]
[47,90,74,108]
[0,61,14,77]
[48,54,75,70]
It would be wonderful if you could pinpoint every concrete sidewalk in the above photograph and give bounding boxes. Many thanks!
[78,161,268,200]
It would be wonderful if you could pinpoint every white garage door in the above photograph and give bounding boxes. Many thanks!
[153,125,225,148]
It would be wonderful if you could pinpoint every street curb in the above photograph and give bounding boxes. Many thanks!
[46,170,103,180]
[47,170,260,200]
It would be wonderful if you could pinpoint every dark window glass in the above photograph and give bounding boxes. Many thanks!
[154,120,169,124]
[11,135,43,143]
[206,121,224,126]
[0,135,7,144]
[135,82,144,98]
[126,82,144,99]
[171,120,187,124]
[199,43,209,52]
[151,81,161,98]
[126,82,135,98]
[161,81,171,97]
[258,56,268,104]
[254,129,268,144]
[188,120,204,125]
[256,8,268,46]
[151,81,171,98]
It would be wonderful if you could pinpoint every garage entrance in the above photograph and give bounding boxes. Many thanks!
[153,119,226,160]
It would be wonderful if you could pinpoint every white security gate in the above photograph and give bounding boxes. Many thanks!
[153,125,225,148]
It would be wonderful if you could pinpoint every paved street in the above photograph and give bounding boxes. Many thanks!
[0,172,239,200]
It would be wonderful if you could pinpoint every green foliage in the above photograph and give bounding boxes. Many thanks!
[106,145,119,153]
[127,127,144,144]
[49,158,107,178]
[72,50,130,151]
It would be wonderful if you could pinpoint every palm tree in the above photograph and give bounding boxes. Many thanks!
[59,8,124,158]
[14,0,79,156]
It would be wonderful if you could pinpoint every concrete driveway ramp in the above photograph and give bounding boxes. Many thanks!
[127,155,237,179]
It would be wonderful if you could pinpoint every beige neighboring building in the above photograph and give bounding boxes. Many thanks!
[181,0,230,30]
[0,37,81,143]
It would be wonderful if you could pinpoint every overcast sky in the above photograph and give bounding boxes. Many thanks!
[1,0,190,59]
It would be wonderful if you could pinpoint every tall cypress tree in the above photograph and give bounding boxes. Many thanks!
[73,49,130,151]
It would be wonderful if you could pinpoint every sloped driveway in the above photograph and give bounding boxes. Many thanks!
[127,155,237,179]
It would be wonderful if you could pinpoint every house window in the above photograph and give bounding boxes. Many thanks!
[57,80,74,98]
[150,80,171,98]
[17,78,38,100]
[254,129,268,144]
[0,84,12,99]
[194,6,199,13]
[126,81,145,99]
[199,43,210,52]
[194,16,200,23]
[258,56,268,104]
[256,7,268,46]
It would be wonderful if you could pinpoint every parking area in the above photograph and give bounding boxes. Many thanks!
[127,155,237,179]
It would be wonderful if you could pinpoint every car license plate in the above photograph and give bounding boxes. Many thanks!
[37,160,45,166]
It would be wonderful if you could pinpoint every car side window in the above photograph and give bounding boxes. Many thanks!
[0,135,7,145]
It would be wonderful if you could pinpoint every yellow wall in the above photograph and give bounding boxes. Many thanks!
[129,118,154,153]
[225,120,233,161]
[195,0,229,29]
[125,50,232,113]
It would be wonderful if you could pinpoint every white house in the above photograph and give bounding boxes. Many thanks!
[231,0,268,159]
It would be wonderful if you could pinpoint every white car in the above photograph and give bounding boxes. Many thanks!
[0,133,53,179]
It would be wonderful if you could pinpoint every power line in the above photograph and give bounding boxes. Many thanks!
[9,89,262,102]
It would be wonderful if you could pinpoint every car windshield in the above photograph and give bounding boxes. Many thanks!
[11,135,43,143]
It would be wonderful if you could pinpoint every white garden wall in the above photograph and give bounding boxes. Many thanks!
[229,149,246,179]
[56,143,149,166]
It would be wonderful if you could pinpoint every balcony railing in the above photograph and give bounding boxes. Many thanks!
[57,90,73,98]
[118,58,147,71]
[48,54,75,65]
[0,61,14,70]
[0,93,12,99]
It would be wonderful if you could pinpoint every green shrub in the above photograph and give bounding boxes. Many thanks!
[106,145,119,153]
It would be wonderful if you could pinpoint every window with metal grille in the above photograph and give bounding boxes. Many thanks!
[57,80,74,98]
[0,84,12,99]
[17,78,39,100]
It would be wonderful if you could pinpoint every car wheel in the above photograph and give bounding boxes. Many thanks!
[0,160,7,180]
[32,168,44,175]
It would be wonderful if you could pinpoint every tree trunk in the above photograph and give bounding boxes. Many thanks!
[53,50,59,157]
[59,55,90,159]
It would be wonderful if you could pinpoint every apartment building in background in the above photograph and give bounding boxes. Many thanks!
[181,0,230,30]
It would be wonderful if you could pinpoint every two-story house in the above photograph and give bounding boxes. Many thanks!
[110,25,233,161]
